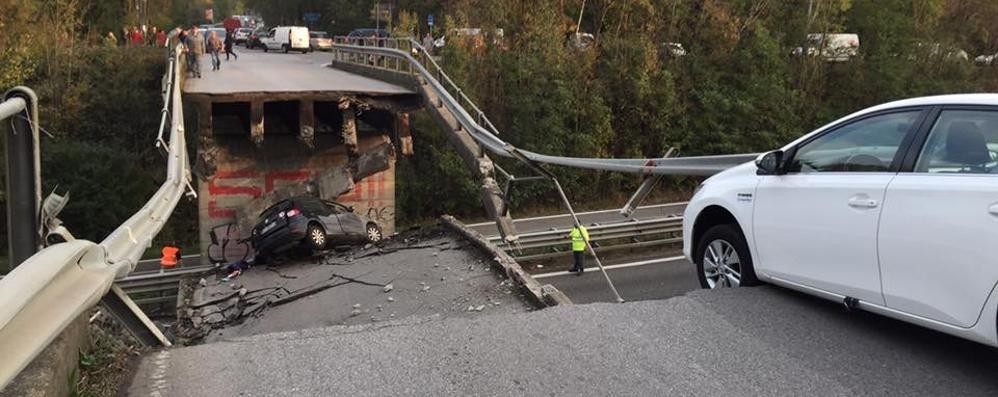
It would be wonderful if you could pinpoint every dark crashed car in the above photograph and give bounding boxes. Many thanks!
[250,196,383,259]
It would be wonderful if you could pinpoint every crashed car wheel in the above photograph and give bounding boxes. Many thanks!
[307,223,327,250]
[366,223,383,243]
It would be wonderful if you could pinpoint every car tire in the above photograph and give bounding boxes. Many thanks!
[263,45,268,52]
[366,223,383,243]
[283,44,289,53]
[306,223,327,250]
[694,224,759,289]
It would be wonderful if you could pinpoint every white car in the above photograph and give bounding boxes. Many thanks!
[261,26,310,53]
[791,33,860,62]
[234,27,252,44]
[309,31,333,51]
[683,94,998,347]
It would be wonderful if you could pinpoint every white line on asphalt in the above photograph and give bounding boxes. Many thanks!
[532,255,687,279]
[465,202,688,228]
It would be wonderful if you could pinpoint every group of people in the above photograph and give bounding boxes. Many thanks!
[175,25,239,78]
[105,26,166,48]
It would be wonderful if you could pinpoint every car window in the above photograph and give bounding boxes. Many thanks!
[259,200,291,220]
[914,110,998,174]
[296,198,328,215]
[322,200,348,214]
[787,111,921,173]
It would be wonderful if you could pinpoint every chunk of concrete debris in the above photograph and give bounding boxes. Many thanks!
[198,278,207,287]
[353,303,362,309]
[421,285,431,292]
[475,305,486,312]
[383,283,394,293]
[467,305,475,312]
[350,309,362,317]
[238,288,248,297]
[387,296,395,302]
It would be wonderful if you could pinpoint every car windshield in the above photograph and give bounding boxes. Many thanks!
[311,32,328,38]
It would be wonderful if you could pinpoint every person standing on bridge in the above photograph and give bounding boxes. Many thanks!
[207,31,223,71]
[186,26,205,78]
[568,224,590,275]
[224,29,238,61]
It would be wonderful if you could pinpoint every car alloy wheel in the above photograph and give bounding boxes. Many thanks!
[702,239,741,288]
[366,224,383,242]
[307,223,326,250]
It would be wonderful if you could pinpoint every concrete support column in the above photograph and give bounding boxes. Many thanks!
[298,99,315,149]
[197,101,212,137]
[195,100,218,179]
[398,112,413,156]
[250,100,264,146]
[339,100,358,159]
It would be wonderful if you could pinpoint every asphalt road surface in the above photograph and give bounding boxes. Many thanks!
[182,50,413,95]
[129,286,998,396]
[536,257,700,304]
[467,202,687,236]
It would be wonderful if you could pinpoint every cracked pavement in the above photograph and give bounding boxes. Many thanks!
[133,286,998,396]
[177,228,533,343]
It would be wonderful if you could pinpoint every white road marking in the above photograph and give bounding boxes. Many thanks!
[532,255,687,279]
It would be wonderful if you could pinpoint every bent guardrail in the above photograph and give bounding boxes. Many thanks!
[0,44,193,391]
[331,37,758,176]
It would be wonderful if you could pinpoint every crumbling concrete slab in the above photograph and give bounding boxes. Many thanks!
[176,228,533,344]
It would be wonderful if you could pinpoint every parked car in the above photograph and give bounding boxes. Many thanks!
[791,33,860,62]
[309,31,333,51]
[250,196,384,259]
[566,32,595,51]
[260,26,310,53]
[662,42,687,57]
[234,27,253,44]
[975,52,998,66]
[246,27,267,49]
[684,94,998,347]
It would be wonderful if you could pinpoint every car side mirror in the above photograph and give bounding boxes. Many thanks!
[348,206,355,213]
[756,150,785,175]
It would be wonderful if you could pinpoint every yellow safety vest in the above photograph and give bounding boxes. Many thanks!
[569,226,590,252]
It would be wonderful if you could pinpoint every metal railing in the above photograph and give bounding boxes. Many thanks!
[0,44,193,390]
[330,36,759,176]
[493,217,682,251]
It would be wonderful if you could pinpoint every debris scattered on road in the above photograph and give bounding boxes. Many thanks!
[174,227,532,344]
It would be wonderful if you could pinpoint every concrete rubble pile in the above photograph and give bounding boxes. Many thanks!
[175,228,533,344]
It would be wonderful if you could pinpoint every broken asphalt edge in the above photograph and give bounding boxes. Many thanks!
[440,215,572,307]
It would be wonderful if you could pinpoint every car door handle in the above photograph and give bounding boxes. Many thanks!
[848,197,878,209]
[989,203,998,216]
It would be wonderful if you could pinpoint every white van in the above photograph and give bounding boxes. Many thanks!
[261,26,310,53]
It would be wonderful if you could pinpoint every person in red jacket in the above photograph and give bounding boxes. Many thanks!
[155,27,167,47]
[129,27,144,46]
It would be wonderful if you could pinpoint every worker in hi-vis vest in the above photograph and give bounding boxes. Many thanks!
[568,224,590,275]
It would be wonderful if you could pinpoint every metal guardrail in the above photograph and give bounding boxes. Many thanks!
[331,37,759,176]
[494,217,682,250]
[0,44,193,390]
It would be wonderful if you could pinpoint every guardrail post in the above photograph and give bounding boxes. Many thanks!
[2,87,41,271]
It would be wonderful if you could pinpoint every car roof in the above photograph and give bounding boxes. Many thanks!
[781,93,998,150]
